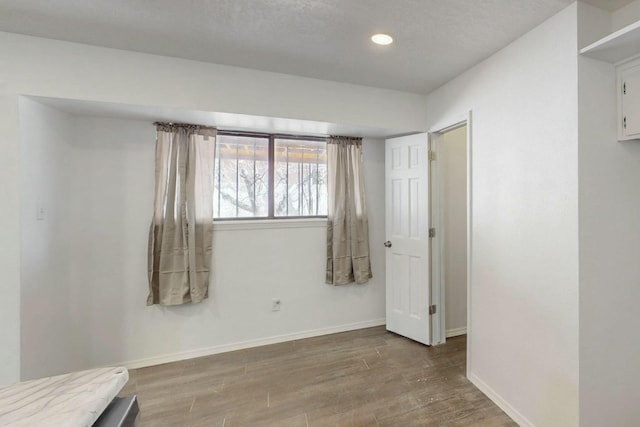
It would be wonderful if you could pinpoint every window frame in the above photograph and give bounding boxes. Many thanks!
[215,130,328,221]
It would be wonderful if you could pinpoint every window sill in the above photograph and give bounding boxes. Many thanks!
[213,217,327,232]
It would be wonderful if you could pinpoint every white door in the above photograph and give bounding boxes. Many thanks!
[385,133,431,345]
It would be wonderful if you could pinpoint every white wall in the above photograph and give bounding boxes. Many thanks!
[0,93,22,385]
[0,32,428,133]
[578,4,640,426]
[425,4,579,426]
[440,126,467,335]
[19,98,76,380]
[0,30,425,384]
[578,0,640,47]
[612,0,640,31]
[23,115,384,373]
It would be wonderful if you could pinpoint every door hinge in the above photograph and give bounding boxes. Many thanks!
[624,116,627,129]
[429,305,437,315]
[623,82,626,95]
[429,150,436,161]
[429,228,436,238]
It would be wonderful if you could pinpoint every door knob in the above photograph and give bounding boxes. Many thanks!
[384,241,392,248]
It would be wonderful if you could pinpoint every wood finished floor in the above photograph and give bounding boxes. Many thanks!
[120,327,516,426]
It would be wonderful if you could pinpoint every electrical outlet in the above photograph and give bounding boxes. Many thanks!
[271,298,281,312]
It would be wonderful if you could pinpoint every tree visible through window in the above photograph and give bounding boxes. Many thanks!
[214,132,327,219]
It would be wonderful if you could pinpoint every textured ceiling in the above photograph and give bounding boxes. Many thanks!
[0,0,629,94]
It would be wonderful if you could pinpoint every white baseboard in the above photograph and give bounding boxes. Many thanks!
[468,372,535,427]
[120,318,386,370]
[445,326,467,338]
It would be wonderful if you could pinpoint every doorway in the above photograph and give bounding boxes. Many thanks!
[430,122,469,346]
[383,114,471,350]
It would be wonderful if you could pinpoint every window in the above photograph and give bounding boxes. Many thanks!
[214,132,327,219]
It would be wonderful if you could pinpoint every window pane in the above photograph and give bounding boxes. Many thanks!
[214,135,269,218]
[274,138,327,217]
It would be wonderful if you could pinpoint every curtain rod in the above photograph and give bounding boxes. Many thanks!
[155,123,361,141]
[217,129,327,142]
[218,130,364,141]
[154,121,217,131]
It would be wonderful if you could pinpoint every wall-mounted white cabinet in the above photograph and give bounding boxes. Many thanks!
[580,20,640,141]
[618,59,640,141]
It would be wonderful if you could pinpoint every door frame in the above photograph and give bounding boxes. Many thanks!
[428,111,473,373]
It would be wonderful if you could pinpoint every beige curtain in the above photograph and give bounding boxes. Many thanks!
[147,123,216,306]
[326,136,372,285]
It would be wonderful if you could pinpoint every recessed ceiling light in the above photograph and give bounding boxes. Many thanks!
[371,33,393,46]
